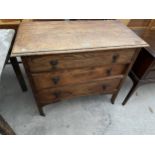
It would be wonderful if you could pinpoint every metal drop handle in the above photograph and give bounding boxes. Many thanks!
[102,84,109,90]
[52,76,60,84]
[50,59,58,69]
[112,53,119,63]
[107,68,112,76]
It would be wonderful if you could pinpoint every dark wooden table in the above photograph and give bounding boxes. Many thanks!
[122,29,155,105]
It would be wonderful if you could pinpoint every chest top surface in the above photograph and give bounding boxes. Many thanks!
[11,20,148,57]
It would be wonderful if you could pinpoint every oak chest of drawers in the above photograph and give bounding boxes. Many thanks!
[11,20,148,116]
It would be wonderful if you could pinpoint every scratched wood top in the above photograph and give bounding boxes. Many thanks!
[11,20,148,57]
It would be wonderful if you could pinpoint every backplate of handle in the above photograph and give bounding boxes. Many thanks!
[112,53,119,63]
[106,68,112,76]
[102,84,109,90]
[50,59,58,69]
[52,76,60,84]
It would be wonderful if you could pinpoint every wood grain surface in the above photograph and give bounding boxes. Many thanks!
[11,20,148,56]
[25,49,135,72]
[36,78,121,105]
[31,65,126,90]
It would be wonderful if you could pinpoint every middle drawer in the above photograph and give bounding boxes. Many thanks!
[31,64,127,91]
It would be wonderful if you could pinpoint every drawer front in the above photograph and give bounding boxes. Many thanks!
[36,78,121,105]
[25,49,135,72]
[32,64,126,90]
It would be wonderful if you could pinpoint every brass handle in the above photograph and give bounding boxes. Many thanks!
[52,76,60,84]
[106,68,112,76]
[50,60,58,69]
[53,91,60,99]
[112,54,119,63]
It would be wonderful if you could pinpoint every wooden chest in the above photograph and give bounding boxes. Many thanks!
[11,20,148,116]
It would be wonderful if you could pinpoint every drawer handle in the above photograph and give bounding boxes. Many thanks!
[106,68,112,76]
[52,76,60,84]
[53,91,61,99]
[112,54,119,63]
[102,84,109,90]
[50,60,58,69]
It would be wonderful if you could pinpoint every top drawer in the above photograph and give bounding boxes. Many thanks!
[24,49,135,73]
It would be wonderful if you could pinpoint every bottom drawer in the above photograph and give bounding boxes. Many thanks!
[36,78,122,105]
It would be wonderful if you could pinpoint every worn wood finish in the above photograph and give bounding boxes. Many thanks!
[22,47,139,113]
[0,19,20,31]
[32,65,127,90]
[11,20,147,57]
[128,19,151,27]
[12,21,148,115]
[36,78,122,105]
[25,49,135,72]
[31,64,126,90]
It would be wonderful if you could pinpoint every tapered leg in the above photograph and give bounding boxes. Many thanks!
[111,91,119,104]
[38,106,45,116]
[122,81,139,105]
[10,57,27,92]
[0,115,16,135]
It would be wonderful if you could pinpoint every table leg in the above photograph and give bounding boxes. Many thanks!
[111,91,119,104]
[122,81,139,105]
[37,105,45,116]
[10,57,27,92]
